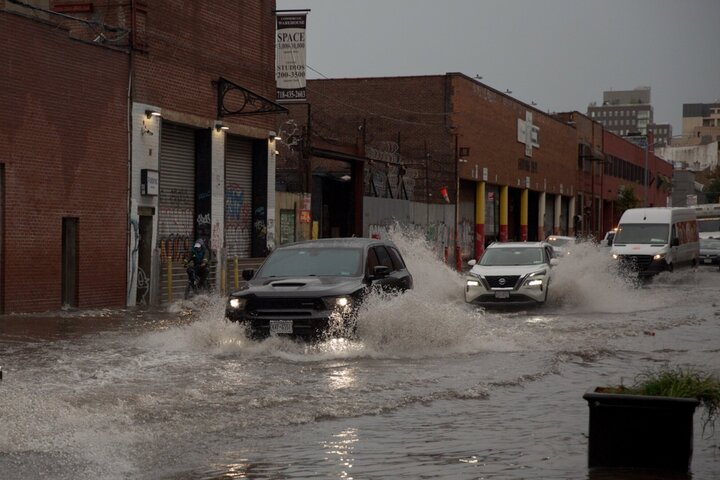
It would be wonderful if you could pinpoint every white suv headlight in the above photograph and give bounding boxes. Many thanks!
[524,270,547,288]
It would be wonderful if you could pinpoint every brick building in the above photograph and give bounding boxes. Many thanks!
[1,6,129,313]
[2,0,283,312]
[277,74,580,264]
[277,74,673,264]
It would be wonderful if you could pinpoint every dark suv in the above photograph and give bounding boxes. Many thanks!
[226,238,413,339]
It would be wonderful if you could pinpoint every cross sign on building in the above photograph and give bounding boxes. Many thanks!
[517,111,540,157]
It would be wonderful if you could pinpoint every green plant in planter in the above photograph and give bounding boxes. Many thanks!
[602,366,720,434]
[584,365,720,471]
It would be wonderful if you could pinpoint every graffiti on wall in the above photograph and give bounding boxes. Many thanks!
[367,221,454,262]
[225,183,252,233]
[365,141,417,199]
[158,186,194,252]
[128,218,139,298]
[160,234,192,261]
[136,267,149,305]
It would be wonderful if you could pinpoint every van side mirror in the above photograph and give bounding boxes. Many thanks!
[242,269,255,281]
[671,238,680,247]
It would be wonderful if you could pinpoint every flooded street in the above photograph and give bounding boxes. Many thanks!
[1,237,719,479]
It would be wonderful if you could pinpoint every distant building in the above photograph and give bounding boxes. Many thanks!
[671,170,706,207]
[587,86,672,147]
[674,102,720,146]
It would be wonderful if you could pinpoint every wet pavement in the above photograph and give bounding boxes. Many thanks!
[1,238,719,479]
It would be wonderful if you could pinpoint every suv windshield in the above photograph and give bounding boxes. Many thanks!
[546,237,571,247]
[257,247,363,277]
[480,247,545,266]
[614,224,669,244]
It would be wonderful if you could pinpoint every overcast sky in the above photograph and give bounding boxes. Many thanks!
[276,0,720,135]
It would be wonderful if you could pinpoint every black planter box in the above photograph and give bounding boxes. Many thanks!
[583,388,700,471]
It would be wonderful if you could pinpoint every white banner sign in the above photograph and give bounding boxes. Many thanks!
[276,14,307,102]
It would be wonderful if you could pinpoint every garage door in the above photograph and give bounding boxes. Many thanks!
[225,135,253,258]
[159,123,195,261]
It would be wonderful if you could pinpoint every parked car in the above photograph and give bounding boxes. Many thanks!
[544,235,576,257]
[226,238,413,339]
[699,237,720,266]
[600,229,617,247]
[464,241,558,307]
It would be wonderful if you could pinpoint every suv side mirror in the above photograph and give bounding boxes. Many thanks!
[242,269,255,281]
[468,259,477,267]
[372,265,390,279]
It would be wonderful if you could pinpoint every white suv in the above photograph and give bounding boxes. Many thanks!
[464,242,558,307]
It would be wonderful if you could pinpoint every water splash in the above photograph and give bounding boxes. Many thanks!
[546,241,662,313]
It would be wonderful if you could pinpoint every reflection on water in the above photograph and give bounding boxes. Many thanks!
[0,228,718,479]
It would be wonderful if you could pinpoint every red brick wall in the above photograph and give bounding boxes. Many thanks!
[1,12,128,312]
[133,0,277,133]
[303,76,454,202]
[604,131,673,208]
[294,75,581,203]
[450,74,578,195]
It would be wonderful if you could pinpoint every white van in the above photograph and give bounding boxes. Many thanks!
[611,207,699,276]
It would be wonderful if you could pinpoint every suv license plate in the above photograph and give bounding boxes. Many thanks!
[495,291,510,299]
[704,258,712,264]
[270,320,293,334]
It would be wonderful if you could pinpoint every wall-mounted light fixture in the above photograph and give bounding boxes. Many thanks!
[145,109,161,119]
[214,121,229,132]
[269,131,281,141]
[274,149,280,155]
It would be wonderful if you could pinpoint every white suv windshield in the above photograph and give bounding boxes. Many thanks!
[258,248,363,277]
[480,247,545,266]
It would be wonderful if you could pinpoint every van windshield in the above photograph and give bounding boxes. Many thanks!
[613,224,669,244]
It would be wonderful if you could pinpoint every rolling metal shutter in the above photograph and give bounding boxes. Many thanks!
[159,123,196,261]
[225,135,253,258]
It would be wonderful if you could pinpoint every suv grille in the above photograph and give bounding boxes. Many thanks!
[484,275,521,289]
[246,297,325,316]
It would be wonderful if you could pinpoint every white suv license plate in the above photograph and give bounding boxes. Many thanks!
[495,291,510,299]
[270,320,293,334]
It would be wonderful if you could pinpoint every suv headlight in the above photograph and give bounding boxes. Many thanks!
[228,297,247,310]
[322,295,354,312]
[465,274,481,287]
[524,270,547,288]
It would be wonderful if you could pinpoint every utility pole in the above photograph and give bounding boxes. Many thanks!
[454,134,461,272]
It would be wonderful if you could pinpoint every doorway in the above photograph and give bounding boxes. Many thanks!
[136,210,154,305]
[61,217,78,307]
[0,164,4,313]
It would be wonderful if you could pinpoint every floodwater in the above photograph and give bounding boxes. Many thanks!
[1,234,719,480]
